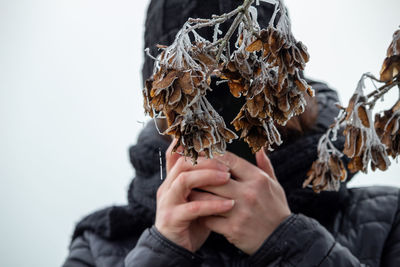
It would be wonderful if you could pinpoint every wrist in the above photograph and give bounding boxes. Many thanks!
[154,224,194,252]
[150,226,203,263]
[246,212,292,255]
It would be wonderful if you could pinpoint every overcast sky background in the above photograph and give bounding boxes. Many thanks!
[0,0,399,266]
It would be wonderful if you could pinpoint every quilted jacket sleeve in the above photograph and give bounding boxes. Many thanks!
[381,189,400,267]
[247,214,362,267]
[63,226,202,267]
[124,226,202,267]
[63,234,96,267]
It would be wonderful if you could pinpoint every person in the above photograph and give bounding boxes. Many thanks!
[62,0,400,266]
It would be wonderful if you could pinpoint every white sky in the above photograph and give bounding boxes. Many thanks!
[0,0,399,266]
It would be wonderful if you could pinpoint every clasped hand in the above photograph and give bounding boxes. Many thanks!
[155,140,291,254]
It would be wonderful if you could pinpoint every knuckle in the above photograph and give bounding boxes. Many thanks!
[165,149,172,162]
[227,153,238,169]
[242,188,257,205]
[187,202,201,213]
[176,156,186,167]
[209,159,223,169]
[253,174,270,189]
[177,172,189,187]
[238,209,251,223]
[230,223,242,238]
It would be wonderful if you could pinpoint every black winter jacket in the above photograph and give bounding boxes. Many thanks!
[63,81,400,267]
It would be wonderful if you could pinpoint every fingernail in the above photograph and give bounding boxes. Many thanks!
[223,200,235,208]
[217,171,230,181]
[217,162,230,172]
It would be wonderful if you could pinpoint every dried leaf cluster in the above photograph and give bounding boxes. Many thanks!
[143,0,313,162]
[305,29,400,192]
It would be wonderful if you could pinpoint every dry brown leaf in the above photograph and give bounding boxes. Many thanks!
[196,52,216,66]
[153,70,178,89]
[193,135,202,152]
[246,39,263,52]
[168,86,182,105]
[228,81,246,97]
[294,78,307,92]
[296,41,310,63]
[278,94,290,112]
[348,156,363,173]
[380,56,400,82]
[357,105,370,128]
[176,71,194,95]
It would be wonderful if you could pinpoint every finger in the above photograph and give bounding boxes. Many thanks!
[188,190,229,202]
[202,216,229,236]
[256,149,277,181]
[199,178,239,199]
[215,151,261,181]
[177,200,235,221]
[164,156,230,190]
[169,169,231,203]
[166,139,180,173]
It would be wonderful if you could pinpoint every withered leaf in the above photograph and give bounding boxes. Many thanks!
[165,110,176,127]
[193,135,202,153]
[263,43,271,58]
[345,93,359,120]
[177,71,194,95]
[357,105,370,128]
[328,155,342,179]
[173,96,188,114]
[153,70,178,90]
[348,156,363,173]
[380,56,400,82]
[277,94,290,112]
[296,41,310,63]
[226,61,237,72]
[343,127,357,157]
[201,135,212,148]
[217,125,237,141]
[168,86,182,105]
[246,97,258,117]
[196,52,216,66]
[246,39,263,53]
[283,49,293,67]
[306,87,314,97]
[355,129,366,156]
[371,148,389,171]
[269,30,282,56]
[150,91,165,111]
[228,81,246,98]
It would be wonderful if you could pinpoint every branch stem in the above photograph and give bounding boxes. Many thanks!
[215,0,255,62]
[367,78,400,108]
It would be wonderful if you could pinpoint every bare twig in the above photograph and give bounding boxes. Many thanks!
[215,0,255,61]
[367,78,400,109]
